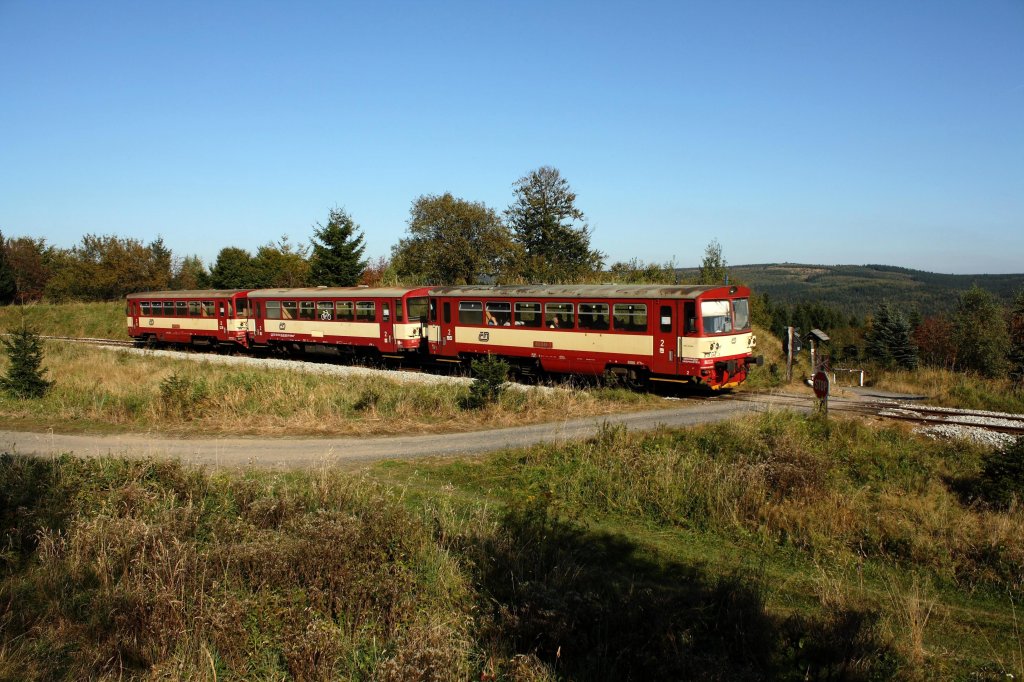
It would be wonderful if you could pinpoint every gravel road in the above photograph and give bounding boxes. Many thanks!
[1,399,773,470]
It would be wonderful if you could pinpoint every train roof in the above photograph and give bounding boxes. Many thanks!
[427,284,747,299]
[247,286,428,299]
[127,289,250,299]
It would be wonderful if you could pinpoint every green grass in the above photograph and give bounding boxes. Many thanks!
[0,301,128,340]
[4,413,1020,679]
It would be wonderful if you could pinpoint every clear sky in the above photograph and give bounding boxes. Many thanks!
[1,1,1022,274]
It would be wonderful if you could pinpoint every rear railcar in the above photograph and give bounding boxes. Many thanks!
[246,287,431,360]
[426,284,761,389]
[126,290,253,349]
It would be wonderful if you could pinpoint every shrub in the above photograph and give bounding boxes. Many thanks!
[0,325,52,398]
[158,372,208,418]
[975,437,1024,510]
[462,354,510,409]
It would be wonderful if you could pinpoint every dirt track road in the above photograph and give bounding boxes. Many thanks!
[1,397,785,470]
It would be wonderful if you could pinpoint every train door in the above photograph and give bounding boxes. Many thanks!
[651,300,678,375]
[380,300,395,350]
[217,299,227,335]
[437,298,457,356]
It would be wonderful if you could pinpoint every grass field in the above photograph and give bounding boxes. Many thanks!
[0,341,664,436]
[2,412,1022,679]
[0,301,129,340]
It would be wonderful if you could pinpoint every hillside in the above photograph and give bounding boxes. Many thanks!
[678,263,1024,318]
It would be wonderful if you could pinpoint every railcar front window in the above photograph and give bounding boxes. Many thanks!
[236,298,249,316]
[459,301,483,325]
[613,303,648,332]
[545,303,574,329]
[515,302,542,327]
[265,301,281,320]
[408,297,429,322]
[701,300,732,334]
[732,298,751,331]
[317,301,333,320]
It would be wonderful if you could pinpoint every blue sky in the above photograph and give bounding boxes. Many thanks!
[1,1,1022,274]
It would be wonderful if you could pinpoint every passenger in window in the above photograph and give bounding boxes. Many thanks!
[485,309,497,326]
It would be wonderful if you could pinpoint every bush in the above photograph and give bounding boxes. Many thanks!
[975,437,1024,510]
[158,372,208,418]
[0,325,52,398]
[462,355,510,409]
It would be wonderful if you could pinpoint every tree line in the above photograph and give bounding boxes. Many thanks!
[1,167,626,303]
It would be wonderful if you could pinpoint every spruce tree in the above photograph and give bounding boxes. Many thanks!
[309,208,367,287]
[1008,290,1024,387]
[1,325,52,398]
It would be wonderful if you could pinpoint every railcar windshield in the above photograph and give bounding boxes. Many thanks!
[701,300,732,334]
[733,298,751,331]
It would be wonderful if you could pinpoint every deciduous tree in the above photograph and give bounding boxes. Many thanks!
[1007,290,1024,387]
[209,247,257,289]
[252,236,309,288]
[308,208,367,287]
[951,285,1008,378]
[0,230,16,304]
[4,236,53,303]
[392,193,519,285]
[171,255,210,290]
[505,166,603,282]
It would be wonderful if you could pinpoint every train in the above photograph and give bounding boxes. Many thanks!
[126,284,762,390]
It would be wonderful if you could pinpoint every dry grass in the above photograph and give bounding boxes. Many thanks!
[870,366,1024,413]
[0,341,662,436]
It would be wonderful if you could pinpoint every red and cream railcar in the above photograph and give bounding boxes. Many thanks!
[247,287,432,358]
[126,290,253,348]
[427,284,761,389]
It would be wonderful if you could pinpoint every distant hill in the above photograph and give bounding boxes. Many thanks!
[676,263,1024,318]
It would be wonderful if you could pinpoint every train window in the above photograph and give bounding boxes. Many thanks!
[265,301,281,319]
[613,304,648,332]
[356,301,375,322]
[394,299,404,322]
[317,301,333,320]
[163,301,175,316]
[515,302,542,327]
[684,302,697,334]
[299,301,315,320]
[732,299,751,331]
[382,303,391,321]
[282,301,297,320]
[175,301,187,316]
[236,299,249,316]
[409,297,429,322]
[659,305,672,333]
[443,302,451,324]
[202,301,215,317]
[485,302,512,326]
[701,300,732,334]
[545,303,574,329]
[188,301,200,317]
[578,303,609,330]
[459,301,483,325]
[141,302,151,316]
[337,301,354,321]
[225,302,233,317]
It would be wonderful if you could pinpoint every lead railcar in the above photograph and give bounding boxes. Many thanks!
[126,289,253,349]
[426,284,761,389]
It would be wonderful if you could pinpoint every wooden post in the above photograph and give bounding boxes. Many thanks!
[786,326,794,383]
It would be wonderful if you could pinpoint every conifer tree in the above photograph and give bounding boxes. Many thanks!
[865,302,918,370]
[1008,290,1024,387]
[309,208,367,287]
[0,325,52,398]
